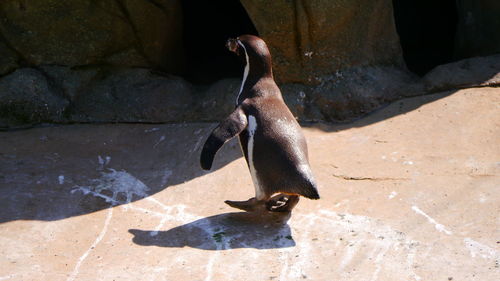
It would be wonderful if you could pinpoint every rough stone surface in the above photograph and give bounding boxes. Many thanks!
[2,53,500,128]
[241,0,404,84]
[307,66,421,122]
[0,68,68,128]
[455,0,500,59]
[189,79,240,122]
[0,41,18,76]
[423,54,500,92]
[0,0,183,73]
[0,66,196,127]
[1,0,499,129]
[37,65,102,102]
[0,67,238,127]
[68,68,194,123]
[0,88,499,280]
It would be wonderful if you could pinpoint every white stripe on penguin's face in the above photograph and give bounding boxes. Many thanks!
[236,40,249,106]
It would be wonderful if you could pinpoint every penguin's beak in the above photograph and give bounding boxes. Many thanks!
[226,38,238,53]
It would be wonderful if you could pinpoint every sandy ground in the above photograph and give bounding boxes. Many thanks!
[0,87,499,281]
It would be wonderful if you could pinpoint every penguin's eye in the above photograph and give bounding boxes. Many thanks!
[227,38,240,53]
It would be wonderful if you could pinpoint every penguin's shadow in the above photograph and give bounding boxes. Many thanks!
[129,211,295,250]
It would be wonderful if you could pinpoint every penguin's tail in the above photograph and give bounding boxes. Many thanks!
[277,182,319,200]
[301,184,320,200]
[275,164,320,200]
[286,178,320,200]
[296,165,320,200]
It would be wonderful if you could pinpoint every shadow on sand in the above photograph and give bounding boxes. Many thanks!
[129,211,295,250]
[0,89,461,223]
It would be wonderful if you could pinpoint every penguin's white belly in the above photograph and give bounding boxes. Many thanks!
[247,115,265,200]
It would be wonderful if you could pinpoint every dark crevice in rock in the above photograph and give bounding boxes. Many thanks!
[181,0,258,84]
[101,46,137,62]
[90,0,128,21]
[0,63,18,78]
[145,0,168,13]
[293,0,311,67]
[392,0,458,76]
[0,27,29,67]
[113,0,155,68]
[34,67,70,102]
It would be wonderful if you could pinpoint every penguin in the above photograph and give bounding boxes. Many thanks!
[200,34,319,212]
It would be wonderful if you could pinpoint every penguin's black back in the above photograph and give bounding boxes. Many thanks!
[239,79,319,200]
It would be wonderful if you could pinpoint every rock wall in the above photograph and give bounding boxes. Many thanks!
[455,0,500,59]
[241,0,404,84]
[0,0,184,75]
[0,0,499,129]
[1,0,404,84]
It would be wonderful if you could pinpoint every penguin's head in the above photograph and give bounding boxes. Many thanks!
[226,35,273,78]
[226,38,240,54]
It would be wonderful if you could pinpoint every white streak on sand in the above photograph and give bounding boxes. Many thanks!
[147,204,201,237]
[80,168,149,205]
[278,248,292,281]
[72,163,427,280]
[315,210,421,279]
[204,219,227,281]
[204,251,218,281]
[290,217,314,279]
[411,206,452,235]
[67,207,113,281]
[144,128,160,133]
[72,187,164,218]
[74,181,204,237]
[276,221,298,280]
[191,135,205,154]
[464,238,499,260]
[406,243,422,281]
[339,238,360,271]
[97,155,111,170]
[70,160,239,281]
[0,274,19,280]
[146,197,171,211]
[388,191,397,199]
[369,243,391,281]
[150,214,170,237]
[98,155,104,166]
[479,193,487,203]
[153,136,166,148]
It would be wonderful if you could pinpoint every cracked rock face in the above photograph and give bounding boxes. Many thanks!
[0,41,18,76]
[0,68,68,128]
[1,0,500,129]
[241,0,405,84]
[0,0,184,73]
[455,0,500,59]
[0,66,240,128]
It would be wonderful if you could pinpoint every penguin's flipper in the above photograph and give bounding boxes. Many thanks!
[200,107,247,170]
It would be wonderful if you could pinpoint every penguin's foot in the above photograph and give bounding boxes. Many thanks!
[266,194,300,212]
[224,197,264,212]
